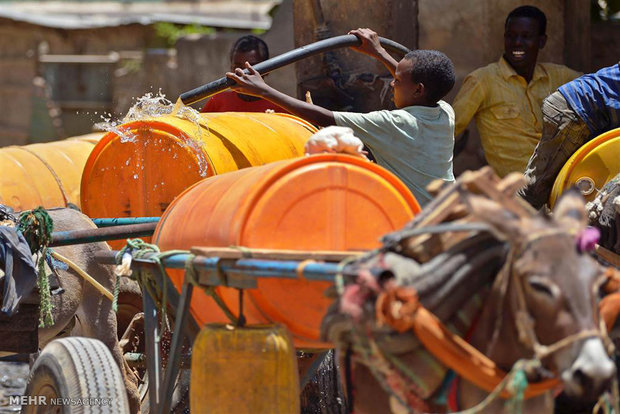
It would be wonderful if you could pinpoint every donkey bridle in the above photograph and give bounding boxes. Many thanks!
[508,229,606,363]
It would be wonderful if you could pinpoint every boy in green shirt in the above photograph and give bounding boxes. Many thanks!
[227,28,456,206]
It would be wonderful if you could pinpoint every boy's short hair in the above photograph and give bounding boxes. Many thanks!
[404,50,455,103]
[505,5,547,36]
[230,35,269,62]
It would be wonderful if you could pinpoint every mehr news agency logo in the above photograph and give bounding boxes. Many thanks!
[3,395,113,407]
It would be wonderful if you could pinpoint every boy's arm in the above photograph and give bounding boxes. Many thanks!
[227,63,336,127]
[349,28,399,77]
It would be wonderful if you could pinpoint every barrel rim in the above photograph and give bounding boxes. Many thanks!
[154,153,421,244]
[234,154,421,239]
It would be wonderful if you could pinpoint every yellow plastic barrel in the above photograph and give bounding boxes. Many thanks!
[550,127,620,208]
[154,154,421,348]
[68,132,104,145]
[191,324,299,413]
[80,112,315,220]
[0,133,103,211]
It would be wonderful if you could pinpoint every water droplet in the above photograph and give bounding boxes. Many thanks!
[133,174,138,179]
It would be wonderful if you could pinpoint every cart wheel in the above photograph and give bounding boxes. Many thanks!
[23,337,129,414]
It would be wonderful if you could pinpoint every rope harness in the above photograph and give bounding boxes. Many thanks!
[115,239,174,335]
[15,207,115,326]
[350,226,613,413]
[509,230,604,362]
[17,207,55,327]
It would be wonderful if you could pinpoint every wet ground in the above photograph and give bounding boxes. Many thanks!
[0,361,28,413]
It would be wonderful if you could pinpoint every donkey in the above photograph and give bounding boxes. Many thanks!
[323,172,616,413]
[1,208,140,413]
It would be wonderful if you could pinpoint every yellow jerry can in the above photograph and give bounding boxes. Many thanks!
[190,324,300,413]
[549,127,620,208]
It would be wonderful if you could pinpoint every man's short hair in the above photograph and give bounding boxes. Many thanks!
[505,5,547,36]
[230,35,269,62]
[404,50,455,103]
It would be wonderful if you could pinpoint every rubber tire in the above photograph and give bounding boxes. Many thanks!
[23,337,129,414]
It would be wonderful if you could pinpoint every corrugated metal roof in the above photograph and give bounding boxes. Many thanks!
[0,1,278,29]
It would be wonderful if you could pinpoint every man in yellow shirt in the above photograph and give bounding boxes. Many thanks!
[452,5,580,177]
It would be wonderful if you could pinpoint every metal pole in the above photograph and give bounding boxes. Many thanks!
[159,275,194,414]
[95,250,357,282]
[142,287,161,411]
[50,222,157,247]
[93,217,160,227]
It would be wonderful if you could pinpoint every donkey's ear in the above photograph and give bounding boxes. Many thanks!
[467,194,523,240]
[553,188,588,234]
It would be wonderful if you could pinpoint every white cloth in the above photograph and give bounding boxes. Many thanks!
[305,126,367,159]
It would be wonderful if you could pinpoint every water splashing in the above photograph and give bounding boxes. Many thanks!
[93,91,210,176]
[94,91,206,140]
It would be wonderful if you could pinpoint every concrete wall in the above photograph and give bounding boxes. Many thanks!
[0,0,298,146]
[173,0,296,111]
[261,0,297,97]
[0,18,154,146]
[0,21,36,146]
[591,21,620,70]
[292,0,418,112]
[2,0,617,149]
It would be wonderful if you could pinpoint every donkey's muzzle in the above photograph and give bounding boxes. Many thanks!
[561,338,616,401]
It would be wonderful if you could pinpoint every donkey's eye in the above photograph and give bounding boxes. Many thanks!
[528,277,560,299]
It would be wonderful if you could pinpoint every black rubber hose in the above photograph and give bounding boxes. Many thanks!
[179,34,411,105]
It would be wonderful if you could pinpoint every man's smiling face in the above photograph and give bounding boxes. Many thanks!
[503,16,546,76]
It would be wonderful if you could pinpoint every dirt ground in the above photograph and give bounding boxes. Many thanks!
[0,361,28,413]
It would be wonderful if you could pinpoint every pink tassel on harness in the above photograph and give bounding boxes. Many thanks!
[576,226,600,253]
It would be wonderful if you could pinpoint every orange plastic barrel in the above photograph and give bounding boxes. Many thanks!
[0,132,103,211]
[154,154,421,348]
[80,112,315,221]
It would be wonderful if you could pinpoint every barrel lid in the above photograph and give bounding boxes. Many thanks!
[550,127,620,208]
[81,118,213,219]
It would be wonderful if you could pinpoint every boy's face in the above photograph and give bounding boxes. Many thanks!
[231,49,263,71]
[390,58,419,108]
[503,17,546,74]
[231,49,265,101]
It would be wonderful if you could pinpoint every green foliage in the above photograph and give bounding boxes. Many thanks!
[120,58,142,75]
[154,22,216,46]
[592,0,620,21]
